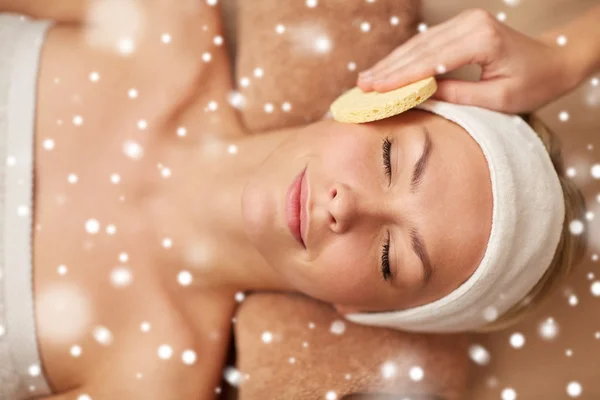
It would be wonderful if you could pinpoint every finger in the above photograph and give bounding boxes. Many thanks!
[360,10,477,78]
[361,24,449,79]
[363,26,479,87]
[432,78,510,111]
[370,24,500,92]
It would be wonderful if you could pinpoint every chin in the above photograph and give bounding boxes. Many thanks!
[240,177,275,251]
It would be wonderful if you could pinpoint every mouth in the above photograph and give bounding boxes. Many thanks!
[285,166,308,248]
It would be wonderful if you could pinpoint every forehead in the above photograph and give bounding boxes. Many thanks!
[397,110,493,301]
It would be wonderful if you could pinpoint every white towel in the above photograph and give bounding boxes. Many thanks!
[345,99,565,333]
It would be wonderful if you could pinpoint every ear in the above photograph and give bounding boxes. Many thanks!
[333,304,363,315]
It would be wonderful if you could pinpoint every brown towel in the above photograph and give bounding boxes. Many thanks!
[235,0,421,132]
[234,293,469,400]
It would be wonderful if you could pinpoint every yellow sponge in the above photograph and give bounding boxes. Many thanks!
[329,77,437,123]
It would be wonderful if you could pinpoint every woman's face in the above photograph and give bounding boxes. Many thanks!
[241,109,493,313]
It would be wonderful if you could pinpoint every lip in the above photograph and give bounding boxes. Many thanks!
[285,166,308,248]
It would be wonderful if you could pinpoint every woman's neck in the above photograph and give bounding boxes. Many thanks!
[148,127,299,294]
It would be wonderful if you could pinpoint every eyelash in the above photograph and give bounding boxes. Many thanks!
[381,137,393,282]
[381,234,391,282]
[382,136,392,182]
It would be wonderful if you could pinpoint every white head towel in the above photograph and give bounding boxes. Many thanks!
[344,99,566,333]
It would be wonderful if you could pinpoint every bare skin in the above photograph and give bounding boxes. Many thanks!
[2,1,491,398]
[30,1,249,398]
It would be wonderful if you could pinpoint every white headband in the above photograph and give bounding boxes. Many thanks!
[344,99,565,333]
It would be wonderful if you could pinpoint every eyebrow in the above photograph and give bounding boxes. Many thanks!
[406,128,434,286]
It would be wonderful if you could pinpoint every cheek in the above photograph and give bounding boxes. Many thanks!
[308,236,378,304]
[320,131,376,177]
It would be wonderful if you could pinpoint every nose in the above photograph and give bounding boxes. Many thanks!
[327,183,381,233]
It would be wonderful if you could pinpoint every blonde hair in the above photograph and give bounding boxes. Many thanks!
[475,114,588,333]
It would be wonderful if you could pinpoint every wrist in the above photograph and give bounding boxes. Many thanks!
[563,40,599,89]
[540,33,599,91]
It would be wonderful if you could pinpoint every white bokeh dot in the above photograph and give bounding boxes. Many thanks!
[161,33,172,44]
[390,16,399,25]
[468,344,491,365]
[178,270,193,286]
[89,72,100,82]
[539,318,559,340]
[207,101,218,111]
[261,331,273,343]
[158,344,173,360]
[330,320,346,335]
[360,22,371,32]
[177,127,187,137]
[182,349,197,365]
[566,381,582,397]
[568,294,578,306]
[128,88,138,99]
[591,164,600,179]
[117,37,135,55]
[559,111,570,121]
[70,345,82,357]
[235,292,245,302]
[409,366,424,381]
[93,326,113,346]
[110,267,132,288]
[306,0,318,7]
[591,281,600,296]
[162,237,173,248]
[43,139,55,150]
[28,364,41,377]
[68,174,78,184]
[509,332,525,348]
[325,391,337,400]
[239,77,250,87]
[418,23,428,32]
[85,219,100,234]
[501,388,517,400]
[123,140,144,160]
[557,35,568,46]
[381,361,397,379]
[569,219,584,235]
[202,52,212,62]
[141,322,151,332]
[73,115,84,126]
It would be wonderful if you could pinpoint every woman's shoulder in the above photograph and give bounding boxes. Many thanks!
[50,287,237,399]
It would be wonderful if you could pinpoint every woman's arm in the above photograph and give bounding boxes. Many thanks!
[0,0,85,23]
[538,3,600,87]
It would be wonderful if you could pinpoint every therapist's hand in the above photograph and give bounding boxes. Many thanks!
[357,9,582,114]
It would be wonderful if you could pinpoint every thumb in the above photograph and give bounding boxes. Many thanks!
[432,79,508,110]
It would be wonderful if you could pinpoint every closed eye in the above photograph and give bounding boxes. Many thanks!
[382,136,392,183]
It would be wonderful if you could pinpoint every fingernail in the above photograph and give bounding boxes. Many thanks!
[359,70,373,78]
